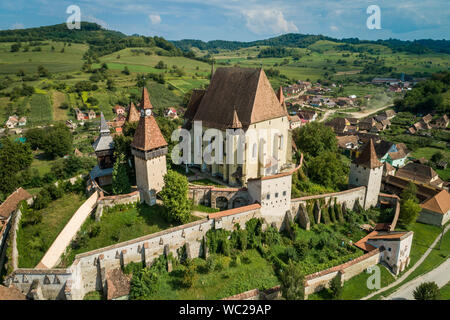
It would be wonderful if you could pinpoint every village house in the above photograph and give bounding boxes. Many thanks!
[433,114,449,128]
[297,109,317,122]
[288,115,302,130]
[74,108,97,121]
[113,105,126,116]
[418,190,450,226]
[65,120,77,131]
[373,140,409,168]
[5,116,18,129]
[380,110,396,120]
[396,162,444,188]
[164,107,178,119]
[325,117,350,135]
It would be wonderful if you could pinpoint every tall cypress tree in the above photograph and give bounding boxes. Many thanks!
[112,154,131,195]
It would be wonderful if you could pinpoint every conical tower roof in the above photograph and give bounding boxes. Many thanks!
[100,112,109,134]
[228,107,242,129]
[131,88,167,152]
[353,139,383,169]
[277,86,288,113]
[126,102,140,123]
[140,87,153,110]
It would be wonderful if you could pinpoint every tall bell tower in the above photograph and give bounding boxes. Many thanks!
[131,88,168,205]
[348,139,383,209]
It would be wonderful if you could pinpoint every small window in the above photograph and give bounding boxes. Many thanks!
[275,193,279,198]
[266,194,270,200]
[283,191,287,196]
[388,248,391,252]
[252,143,257,158]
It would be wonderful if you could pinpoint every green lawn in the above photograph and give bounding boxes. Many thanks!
[133,250,279,300]
[192,204,220,213]
[440,282,450,300]
[58,203,200,267]
[17,192,86,268]
[308,264,396,300]
[29,93,53,125]
[29,152,57,175]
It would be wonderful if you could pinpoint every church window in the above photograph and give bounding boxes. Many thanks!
[283,191,286,196]
[252,143,257,158]
[266,194,270,200]
[279,135,284,150]
[275,192,279,198]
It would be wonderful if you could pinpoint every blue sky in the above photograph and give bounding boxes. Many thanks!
[0,0,448,41]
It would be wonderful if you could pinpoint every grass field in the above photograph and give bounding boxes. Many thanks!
[440,282,450,299]
[58,203,201,267]
[308,264,395,300]
[29,93,52,124]
[0,41,88,74]
[17,192,86,268]
[51,91,68,121]
[29,151,57,175]
[134,250,279,300]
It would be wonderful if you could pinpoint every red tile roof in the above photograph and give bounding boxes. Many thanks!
[208,203,261,219]
[421,190,450,214]
[0,188,32,220]
[353,139,383,169]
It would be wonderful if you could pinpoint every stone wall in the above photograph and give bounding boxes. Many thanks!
[188,185,250,210]
[304,248,381,297]
[67,204,261,299]
[38,191,99,269]
[95,191,140,220]
[290,186,366,224]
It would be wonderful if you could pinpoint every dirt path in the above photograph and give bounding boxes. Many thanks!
[362,224,450,300]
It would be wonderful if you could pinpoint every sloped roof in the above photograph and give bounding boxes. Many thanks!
[388,149,406,160]
[126,102,140,123]
[353,139,383,169]
[106,268,131,300]
[421,190,450,214]
[0,188,32,220]
[228,108,243,129]
[184,89,206,121]
[0,285,27,300]
[336,135,358,148]
[192,67,287,129]
[396,162,438,183]
[139,87,153,109]
[374,140,395,158]
[131,88,167,151]
[93,114,114,152]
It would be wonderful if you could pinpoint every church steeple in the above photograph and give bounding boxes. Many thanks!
[126,102,140,123]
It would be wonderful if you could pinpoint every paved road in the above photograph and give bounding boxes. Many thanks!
[362,224,449,300]
[388,258,450,300]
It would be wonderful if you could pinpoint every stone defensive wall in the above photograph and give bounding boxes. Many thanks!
[223,249,382,300]
[94,190,141,220]
[188,185,250,210]
[303,248,381,297]
[7,203,262,300]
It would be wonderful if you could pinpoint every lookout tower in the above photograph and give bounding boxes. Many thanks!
[131,88,168,205]
[349,139,383,209]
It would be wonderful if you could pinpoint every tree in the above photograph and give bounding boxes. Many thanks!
[122,66,130,75]
[37,65,50,77]
[399,198,421,227]
[129,268,160,299]
[293,122,338,158]
[329,275,343,299]
[42,124,73,158]
[0,138,33,194]
[25,128,47,150]
[159,170,191,224]
[307,151,349,190]
[112,154,132,195]
[413,282,440,300]
[280,261,305,300]
[10,43,21,52]
[431,151,444,163]
[106,78,115,91]
[401,182,418,203]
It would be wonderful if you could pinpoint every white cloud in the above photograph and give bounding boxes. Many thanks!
[84,15,109,29]
[330,25,339,31]
[149,14,162,25]
[12,22,24,29]
[243,8,298,35]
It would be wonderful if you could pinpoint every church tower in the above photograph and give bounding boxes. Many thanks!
[131,88,168,205]
[348,139,383,209]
